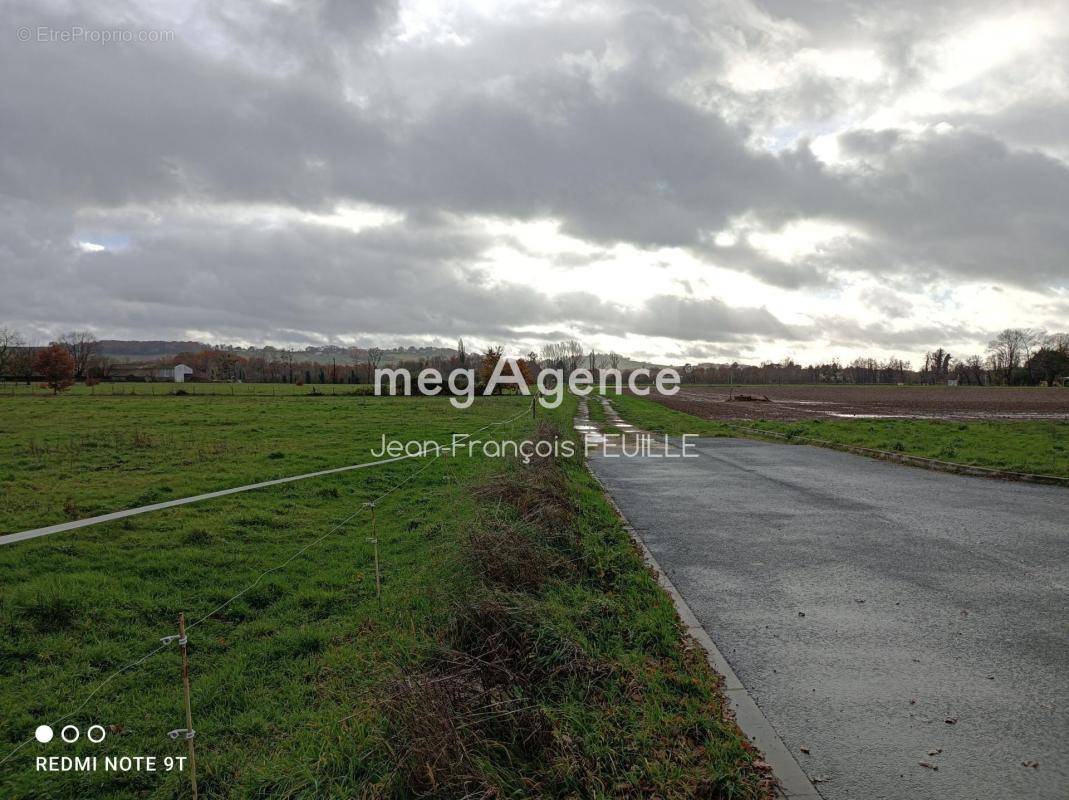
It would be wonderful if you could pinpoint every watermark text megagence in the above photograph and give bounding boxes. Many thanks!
[373,358,681,409]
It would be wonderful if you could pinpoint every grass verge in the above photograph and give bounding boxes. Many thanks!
[611,393,1069,478]
[362,422,771,798]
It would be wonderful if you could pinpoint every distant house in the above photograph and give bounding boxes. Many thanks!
[173,364,193,383]
[946,378,958,386]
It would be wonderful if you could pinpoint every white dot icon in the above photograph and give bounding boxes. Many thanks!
[35,725,54,744]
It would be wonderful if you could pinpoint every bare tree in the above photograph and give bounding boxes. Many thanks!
[0,327,24,379]
[59,330,99,380]
[607,351,621,370]
[922,348,952,384]
[540,342,563,369]
[12,338,35,384]
[1042,331,1069,355]
[456,338,467,368]
[954,354,986,386]
[94,354,116,380]
[365,347,384,381]
[987,328,1039,385]
[564,339,584,373]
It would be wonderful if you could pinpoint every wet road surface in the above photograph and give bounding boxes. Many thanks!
[589,436,1068,800]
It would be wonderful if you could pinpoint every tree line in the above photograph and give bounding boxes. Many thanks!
[672,329,1068,387]
[2,327,1067,393]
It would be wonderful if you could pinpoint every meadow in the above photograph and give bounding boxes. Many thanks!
[0,392,486,535]
[0,382,374,398]
[0,391,768,799]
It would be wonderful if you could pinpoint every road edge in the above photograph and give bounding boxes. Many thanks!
[588,466,823,800]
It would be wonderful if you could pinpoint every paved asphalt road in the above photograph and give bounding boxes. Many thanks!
[589,437,1068,800]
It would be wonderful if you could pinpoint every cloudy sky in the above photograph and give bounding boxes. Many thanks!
[2,0,1067,365]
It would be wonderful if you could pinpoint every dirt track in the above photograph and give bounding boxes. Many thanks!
[652,385,1069,421]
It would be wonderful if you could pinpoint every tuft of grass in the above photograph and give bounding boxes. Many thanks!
[8,580,84,634]
[466,521,560,592]
[375,666,554,798]
[474,423,578,532]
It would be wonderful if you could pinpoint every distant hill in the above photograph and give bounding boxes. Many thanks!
[97,340,462,366]
[98,340,208,359]
[96,340,660,368]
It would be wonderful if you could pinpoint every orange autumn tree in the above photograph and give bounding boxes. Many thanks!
[478,346,505,393]
[516,356,538,386]
[478,348,538,395]
[34,344,76,394]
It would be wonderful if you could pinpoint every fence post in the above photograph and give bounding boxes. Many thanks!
[364,502,381,603]
[177,613,198,799]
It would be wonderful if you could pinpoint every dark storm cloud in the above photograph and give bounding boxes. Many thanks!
[812,317,984,352]
[1,0,1066,353]
[628,295,799,341]
[0,206,796,346]
[831,128,1069,286]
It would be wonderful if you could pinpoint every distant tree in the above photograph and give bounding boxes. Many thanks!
[516,355,538,386]
[11,339,35,385]
[923,348,952,384]
[33,344,75,394]
[848,356,879,384]
[280,350,294,383]
[881,357,909,384]
[478,346,505,392]
[607,351,621,370]
[456,338,467,368]
[540,340,585,375]
[59,331,99,380]
[987,328,1039,385]
[954,355,987,386]
[93,354,116,380]
[1045,332,1069,355]
[365,347,384,382]
[1026,345,1069,386]
[539,342,563,370]
[0,327,24,378]
[564,340,584,372]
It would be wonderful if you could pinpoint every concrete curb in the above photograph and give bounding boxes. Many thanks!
[587,467,823,800]
[723,423,1069,487]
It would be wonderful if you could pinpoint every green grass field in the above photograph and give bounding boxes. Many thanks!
[610,394,1069,477]
[0,392,768,799]
[0,393,499,535]
[0,382,375,398]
